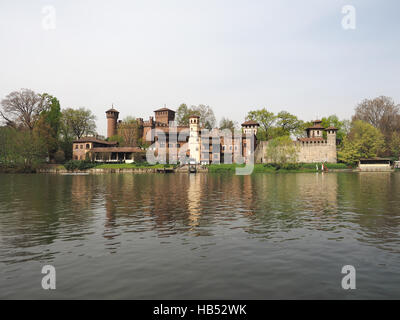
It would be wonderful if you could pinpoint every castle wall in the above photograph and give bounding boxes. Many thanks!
[255,140,337,164]
[296,142,337,163]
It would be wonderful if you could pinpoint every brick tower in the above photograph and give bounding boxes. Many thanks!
[106,106,119,138]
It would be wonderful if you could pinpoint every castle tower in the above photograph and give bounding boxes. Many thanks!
[241,120,260,136]
[188,115,201,163]
[326,126,338,146]
[154,107,175,125]
[106,107,119,138]
[306,120,324,138]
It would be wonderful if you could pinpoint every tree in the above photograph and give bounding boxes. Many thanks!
[176,103,216,129]
[34,94,62,159]
[176,104,190,126]
[60,108,96,139]
[219,117,237,132]
[320,115,349,141]
[117,116,141,146]
[246,108,276,140]
[276,111,304,136]
[266,135,298,164]
[390,132,400,159]
[338,120,385,165]
[0,89,47,130]
[353,96,400,141]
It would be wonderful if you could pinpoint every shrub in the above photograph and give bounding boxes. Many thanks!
[54,150,65,163]
[64,160,96,171]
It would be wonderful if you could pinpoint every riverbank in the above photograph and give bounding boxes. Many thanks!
[33,162,356,174]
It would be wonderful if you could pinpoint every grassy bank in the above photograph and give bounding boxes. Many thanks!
[94,163,175,169]
[208,163,351,173]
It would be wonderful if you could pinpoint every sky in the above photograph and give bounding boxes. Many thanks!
[0,0,399,136]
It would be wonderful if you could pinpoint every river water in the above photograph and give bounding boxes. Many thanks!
[0,172,399,299]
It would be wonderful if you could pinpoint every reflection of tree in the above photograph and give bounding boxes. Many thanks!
[338,172,400,251]
[0,175,95,264]
[242,173,339,238]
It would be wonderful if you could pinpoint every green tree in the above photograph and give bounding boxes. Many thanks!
[338,120,385,165]
[266,135,298,164]
[34,94,62,160]
[390,131,400,159]
[176,103,216,129]
[246,108,276,140]
[61,107,96,140]
[276,111,304,137]
[219,117,237,132]
[176,103,190,126]
[320,115,349,141]
[59,108,96,160]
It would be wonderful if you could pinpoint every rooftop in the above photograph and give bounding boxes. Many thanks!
[241,120,260,126]
[73,137,118,145]
[106,107,119,113]
[154,107,175,113]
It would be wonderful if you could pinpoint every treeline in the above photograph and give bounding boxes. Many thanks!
[243,96,400,165]
[0,89,97,172]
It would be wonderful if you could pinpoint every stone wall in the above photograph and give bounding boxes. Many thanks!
[255,140,337,163]
[296,141,337,163]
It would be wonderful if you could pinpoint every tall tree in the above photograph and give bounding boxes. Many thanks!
[276,111,304,136]
[320,115,350,141]
[176,103,190,126]
[175,103,216,129]
[353,96,400,141]
[246,108,276,140]
[338,120,385,165]
[34,94,62,159]
[0,89,46,130]
[219,117,237,132]
[266,135,299,164]
[117,116,141,146]
[390,132,400,159]
[61,108,96,140]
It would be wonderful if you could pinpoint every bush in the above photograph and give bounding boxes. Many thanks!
[54,150,65,163]
[64,160,97,171]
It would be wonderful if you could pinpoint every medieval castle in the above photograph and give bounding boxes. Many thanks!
[73,106,337,164]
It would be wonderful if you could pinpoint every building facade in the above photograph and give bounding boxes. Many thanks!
[255,120,338,163]
[73,106,259,164]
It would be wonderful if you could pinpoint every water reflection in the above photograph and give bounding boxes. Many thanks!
[1,172,400,261]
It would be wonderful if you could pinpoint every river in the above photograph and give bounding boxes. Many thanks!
[0,172,399,299]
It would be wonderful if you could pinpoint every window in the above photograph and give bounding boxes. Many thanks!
[75,145,78,149]
[80,145,83,149]
[229,146,232,150]
[160,143,165,148]
[86,144,90,149]
[222,145,226,151]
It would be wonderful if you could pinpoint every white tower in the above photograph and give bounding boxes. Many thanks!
[188,115,201,163]
[241,120,260,136]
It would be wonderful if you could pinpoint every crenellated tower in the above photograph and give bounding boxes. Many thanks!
[106,107,119,138]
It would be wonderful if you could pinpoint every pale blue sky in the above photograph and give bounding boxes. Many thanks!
[0,0,399,135]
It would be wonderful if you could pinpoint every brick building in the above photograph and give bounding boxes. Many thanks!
[73,106,259,164]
